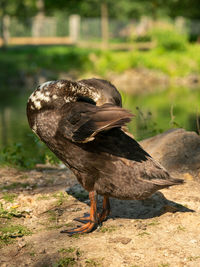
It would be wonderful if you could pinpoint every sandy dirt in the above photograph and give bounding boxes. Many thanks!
[0,166,200,267]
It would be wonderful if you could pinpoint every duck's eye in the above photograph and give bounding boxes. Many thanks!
[77,96,96,105]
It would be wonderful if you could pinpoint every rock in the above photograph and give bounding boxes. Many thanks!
[39,248,46,254]
[18,240,26,249]
[175,74,200,89]
[109,237,132,245]
[140,128,200,178]
[108,69,200,95]
[109,68,169,95]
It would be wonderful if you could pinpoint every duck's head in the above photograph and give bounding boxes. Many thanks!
[27,78,122,113]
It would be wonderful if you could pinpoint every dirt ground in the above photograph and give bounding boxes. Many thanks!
[0,166,200,267]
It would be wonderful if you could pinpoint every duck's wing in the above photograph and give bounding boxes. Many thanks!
[58,102,133,143]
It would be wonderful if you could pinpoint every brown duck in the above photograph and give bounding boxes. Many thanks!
[27,78,183,235]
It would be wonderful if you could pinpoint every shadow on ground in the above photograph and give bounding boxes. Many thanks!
[66,183,194,221]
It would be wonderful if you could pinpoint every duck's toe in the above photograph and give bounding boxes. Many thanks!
[73,213,90,224]
[60,221,98,236]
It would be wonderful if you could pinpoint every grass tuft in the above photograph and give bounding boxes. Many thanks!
[2,193,17,203]
[0,224,32,246]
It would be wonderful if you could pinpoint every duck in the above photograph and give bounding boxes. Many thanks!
[27,78,183,235]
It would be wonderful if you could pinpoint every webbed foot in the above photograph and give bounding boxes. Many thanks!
[61,193,110,236]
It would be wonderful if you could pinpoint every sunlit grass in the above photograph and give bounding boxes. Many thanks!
[94,44,200,77]
[0,224,32,247]
[1,43,200,78]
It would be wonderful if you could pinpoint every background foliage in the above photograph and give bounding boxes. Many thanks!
[1,0,200,168]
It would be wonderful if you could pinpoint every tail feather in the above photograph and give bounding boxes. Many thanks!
[151,177,184,187]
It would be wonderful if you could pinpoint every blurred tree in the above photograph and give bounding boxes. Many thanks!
[44,0,200,20]
[44,0,143,19]
[0,0,37,47]
[168,0,200,19]
[0,0,200,22]
[0,0,37,18]
[0,0,200,48]
[101,1,109,47]
[32,0,45,37]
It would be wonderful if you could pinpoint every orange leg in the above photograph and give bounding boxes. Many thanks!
[73,196,110,224]
[99,196,110,223]
[61,191,98,235]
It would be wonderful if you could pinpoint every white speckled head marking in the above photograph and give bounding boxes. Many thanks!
[78,82,101,103]
[29,81,56,110]
[39,81,55,90]
[57,81,65,88]
[62,81,102,104]
[64,96,71,103]
[52,95,58,100]
[29,90,49,109]
[29,79,102,110]
[45,91,50,96]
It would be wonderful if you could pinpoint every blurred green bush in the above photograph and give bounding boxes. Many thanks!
[151,27,188,51]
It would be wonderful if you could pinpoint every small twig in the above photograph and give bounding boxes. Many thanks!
[170,105,175,125]
[196,108,200,135]
[170,105,180,127]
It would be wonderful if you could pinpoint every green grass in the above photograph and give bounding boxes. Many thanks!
[53,192,68,206]
[53,257,76,267]
[92,44,200,77]
[137,231,150,237]
[0,135,60,169]
[0,46,96,85]
[187,256,200,261]
[47,210,58,222]
[2,193,17,203]
[85,259,101,266]
[1,43,200,81]
[53,247,82,267]
[99,225,117,233]
[37,195,51,201]
[0,203,23,219]
[46,225,64,230]
[148,220,160,226]
[158,264,170,267]
[0,224,32,246]
[58,247,76,253]
[1,182,35,190]
[177,225,186,232]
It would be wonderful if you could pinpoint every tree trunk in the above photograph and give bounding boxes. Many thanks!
[0,1,10,48]
[69,15,80,43]
[32,0,45,37]
[101,2,109,49]
[1,14,10,47]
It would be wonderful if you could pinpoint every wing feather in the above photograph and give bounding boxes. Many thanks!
[58,102,133,143]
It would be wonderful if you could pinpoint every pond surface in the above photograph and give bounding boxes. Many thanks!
[0,88,51,168]
[121,86,200,140]
[0,85,200,167]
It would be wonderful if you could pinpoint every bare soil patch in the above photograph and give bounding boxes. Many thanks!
[0,166,200,267]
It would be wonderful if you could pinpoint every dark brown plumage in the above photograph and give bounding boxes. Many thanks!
[27,78,183,235]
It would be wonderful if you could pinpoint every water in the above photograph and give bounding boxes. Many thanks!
[0,88,52,168]
[1,92,30,148]
[0,85,200,168]
[121,86,200,140]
